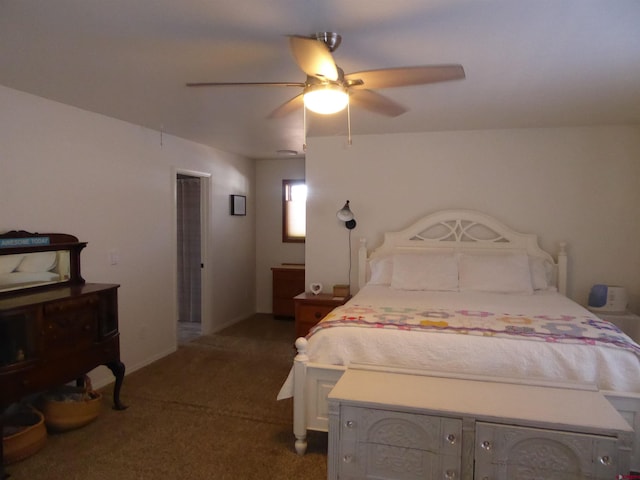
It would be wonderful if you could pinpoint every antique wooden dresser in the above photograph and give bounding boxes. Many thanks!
[0,231,126,476]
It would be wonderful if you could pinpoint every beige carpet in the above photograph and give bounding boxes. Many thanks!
[5,315,328,479]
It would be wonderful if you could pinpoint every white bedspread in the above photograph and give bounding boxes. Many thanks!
[278,286,640,399]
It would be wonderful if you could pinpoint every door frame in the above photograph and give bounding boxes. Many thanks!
[173,168,212,343]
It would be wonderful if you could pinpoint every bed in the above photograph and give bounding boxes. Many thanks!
[277,209,640,469]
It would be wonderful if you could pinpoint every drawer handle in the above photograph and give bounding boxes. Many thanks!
[446,433,457,444]
[599,455,611,466]
[345,420,355,429]
[481,440,492,451]
[343,454,353,463]
[444,470,457,479]
[314,311,322,319]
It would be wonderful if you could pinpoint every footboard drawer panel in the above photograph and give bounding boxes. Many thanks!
[475,422,621,480]
[338,406,461,480]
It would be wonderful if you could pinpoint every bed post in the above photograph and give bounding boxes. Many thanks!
[293,337,309,454]
[557,242,568,296]
[357,237,367,290]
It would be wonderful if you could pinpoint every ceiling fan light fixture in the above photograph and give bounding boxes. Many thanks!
[303,84,349,114]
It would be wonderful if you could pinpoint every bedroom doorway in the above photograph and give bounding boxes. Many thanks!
[176,172,209,344]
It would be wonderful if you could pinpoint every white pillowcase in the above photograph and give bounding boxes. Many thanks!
[368,255,394,285]
[529,256,553,290]
[459,252,533,294]
[391,252,459,291]
[0,254,24,274]
[16,251,57,273]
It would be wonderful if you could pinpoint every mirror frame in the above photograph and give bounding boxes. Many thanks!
[0,230,86,296]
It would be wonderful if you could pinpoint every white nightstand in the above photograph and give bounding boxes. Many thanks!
[590,310,640,344]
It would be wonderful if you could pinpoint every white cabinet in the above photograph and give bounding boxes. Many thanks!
[328,368,632,480]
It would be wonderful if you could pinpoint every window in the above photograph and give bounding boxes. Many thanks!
[282,179,306,243]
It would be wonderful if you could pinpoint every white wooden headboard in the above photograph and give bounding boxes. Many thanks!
[357,209,567,294]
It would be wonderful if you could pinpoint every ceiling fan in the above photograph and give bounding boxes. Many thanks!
[186,32,465,119]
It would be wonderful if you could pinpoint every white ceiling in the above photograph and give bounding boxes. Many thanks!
[1,0,639,159]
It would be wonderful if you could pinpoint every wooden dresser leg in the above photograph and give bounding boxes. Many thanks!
[106,360,127,410]
[1,406,8,479]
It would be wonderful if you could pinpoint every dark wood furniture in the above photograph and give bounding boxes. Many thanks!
[0,231,125,476]
[293,292,351,337]
[271,264,305,318]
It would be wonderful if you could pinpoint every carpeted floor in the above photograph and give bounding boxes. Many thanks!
[5,314,328,479]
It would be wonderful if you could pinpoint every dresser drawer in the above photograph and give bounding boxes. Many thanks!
[271,266,305,318]
[43,296,99,356]
[273,272,306,297]
[44,294,100,314]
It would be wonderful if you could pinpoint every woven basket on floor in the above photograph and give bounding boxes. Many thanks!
[40,377,103,432]
[2,406,47,465]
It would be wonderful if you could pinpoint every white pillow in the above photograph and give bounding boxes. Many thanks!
[16,251,57,273]
[0,254,24,274]
[529,256,553,290]
[391,252,459,291]
[459,252,533,294]
[368,255,393,285]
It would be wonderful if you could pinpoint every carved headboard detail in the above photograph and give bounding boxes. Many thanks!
[357,209,567,294]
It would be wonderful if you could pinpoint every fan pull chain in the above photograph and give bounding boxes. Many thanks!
[347,102,352,146]
[303,107,307,152]
[302,103,353,151]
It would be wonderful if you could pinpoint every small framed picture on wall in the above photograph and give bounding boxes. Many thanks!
[230,195,246,216]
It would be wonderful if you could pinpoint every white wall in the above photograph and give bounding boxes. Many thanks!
[0,85,256,387]
[255,157,305,312]
[305,127,640,312]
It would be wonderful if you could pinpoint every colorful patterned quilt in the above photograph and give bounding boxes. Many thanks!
[309,303,640,357]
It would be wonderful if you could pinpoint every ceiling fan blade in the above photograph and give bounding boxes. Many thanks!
[349,89,408,117]
[186,81,305,87]
[288,35,338,81]
[267,94,304,119]
[345,65,465,89]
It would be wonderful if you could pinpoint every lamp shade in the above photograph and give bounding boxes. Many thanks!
[304,84,348,114]
[337,200,356,229]
[337,201,353,221]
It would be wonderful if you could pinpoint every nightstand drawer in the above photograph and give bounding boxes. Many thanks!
[294,293,351,337]
[297,303,335,323]
[296,304,335,337]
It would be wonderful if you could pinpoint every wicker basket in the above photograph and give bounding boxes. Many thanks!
[2,406,47,465]
[40,378,103,432]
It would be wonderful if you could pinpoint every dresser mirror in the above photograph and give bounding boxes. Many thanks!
[0,231,86,295]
